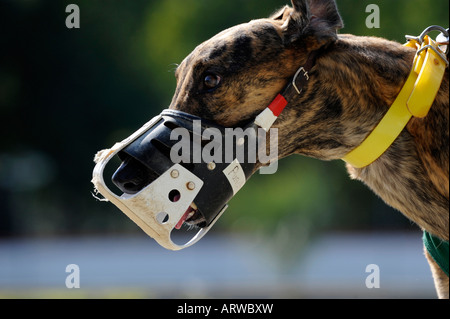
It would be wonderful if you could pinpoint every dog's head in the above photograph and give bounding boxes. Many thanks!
[170,0,344,157]
[110,0,347,228]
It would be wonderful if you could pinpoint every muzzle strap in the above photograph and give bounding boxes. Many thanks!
[255,50,319,131]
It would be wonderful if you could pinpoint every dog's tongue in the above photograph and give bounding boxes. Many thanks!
[175,205,194,230]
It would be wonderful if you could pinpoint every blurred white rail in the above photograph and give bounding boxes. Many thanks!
[0,232,436,298]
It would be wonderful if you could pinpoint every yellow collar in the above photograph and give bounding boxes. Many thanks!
[342,33,448,168]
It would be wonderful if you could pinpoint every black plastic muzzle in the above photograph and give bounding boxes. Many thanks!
[113,109,258,227]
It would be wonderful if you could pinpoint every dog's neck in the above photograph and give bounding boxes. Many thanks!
[287,34,449,240]
[348,129,449,241]
[337,35,449,240]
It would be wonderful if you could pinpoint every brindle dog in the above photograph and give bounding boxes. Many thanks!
[127,0,450,297]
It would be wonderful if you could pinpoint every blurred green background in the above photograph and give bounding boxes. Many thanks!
[0,0,448,240]
[1,0,448,299]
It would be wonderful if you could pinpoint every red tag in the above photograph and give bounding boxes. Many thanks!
[267,94,288,117]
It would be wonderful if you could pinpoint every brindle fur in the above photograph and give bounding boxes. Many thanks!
[170,0,449,297]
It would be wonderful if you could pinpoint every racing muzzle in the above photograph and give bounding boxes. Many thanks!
[92,109,277,250]
[91,51,318,251]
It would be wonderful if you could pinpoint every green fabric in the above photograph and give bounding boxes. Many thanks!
[423,231,449,277]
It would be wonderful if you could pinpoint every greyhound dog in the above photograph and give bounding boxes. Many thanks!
[110,0,449,297]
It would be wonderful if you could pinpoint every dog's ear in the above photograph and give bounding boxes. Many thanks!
[277,1,310,44]
[279,0,343,48]
[308,0,343,38]
[270,5,291,21]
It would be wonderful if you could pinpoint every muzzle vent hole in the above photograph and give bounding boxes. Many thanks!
[168,189,181,202]
[156,212,169,224]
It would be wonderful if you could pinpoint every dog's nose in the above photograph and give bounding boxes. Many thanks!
[112,154,155,194]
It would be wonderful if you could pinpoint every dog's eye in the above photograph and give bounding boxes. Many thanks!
[204,74,221,89]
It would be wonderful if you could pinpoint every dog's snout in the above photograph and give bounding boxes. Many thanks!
[112,153,156,194]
